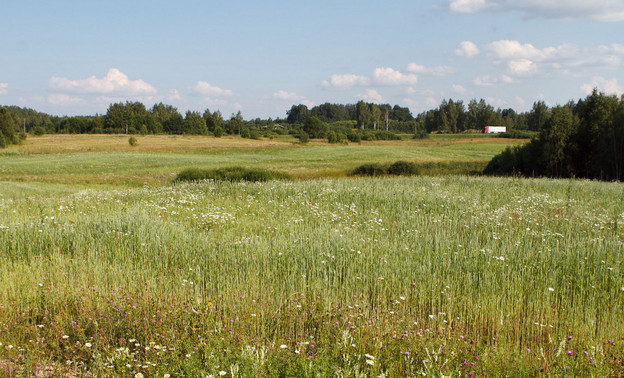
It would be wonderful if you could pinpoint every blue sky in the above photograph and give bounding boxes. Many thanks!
[1,0,623,119]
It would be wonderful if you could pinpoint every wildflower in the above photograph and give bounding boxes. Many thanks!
[566,350,573,357]
[219,371,227,376]
[548,287,554,292]
[365,353,375,360]
[62,335,69,340]
[85,343,92,348]
[280,344,288,349]
[135,374,144,378]
[399,296,405,301]
[164,375,171,378]
[366,359,375,365]
[525,348,531,353]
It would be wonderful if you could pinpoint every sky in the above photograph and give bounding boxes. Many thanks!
[1,0,623,119]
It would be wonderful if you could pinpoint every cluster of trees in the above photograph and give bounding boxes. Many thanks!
[0,107,26,147]
[287,102,417,133]
[3,97,556,140]
[414,99,551,133]
[485,90,624,181]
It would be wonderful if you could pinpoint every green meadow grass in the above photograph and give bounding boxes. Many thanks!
[0,134,521,185]
[0,174,623,376]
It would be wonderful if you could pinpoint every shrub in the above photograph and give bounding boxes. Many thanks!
[240,128,251,139]
[352,163,388,176]
[388,160,419,175]
[128,136,138,146]
[298,131,309,144]
[32,126,46,136]
[213,127,224,137]
[175,166,291,183]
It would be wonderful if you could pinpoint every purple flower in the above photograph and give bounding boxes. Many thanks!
[566,350,573,357]
[525,348,531,353]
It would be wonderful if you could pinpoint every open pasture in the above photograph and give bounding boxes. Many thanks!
[0,134,521,185]
[0,134,622,376]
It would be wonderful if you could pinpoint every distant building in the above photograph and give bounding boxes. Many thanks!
[483,126,506,134]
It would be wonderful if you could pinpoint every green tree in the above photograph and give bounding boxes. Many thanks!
[0,107,16,147]
[303,116,328,139]
[356,101,371,129]
[527,101,550,131]
[541,105,576,177]
[184,111,208,135]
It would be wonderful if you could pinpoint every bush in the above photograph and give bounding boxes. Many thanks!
[240,128,251,139]
[327,131,346,144]
[346,132,361,143]
[175,166,291,183]
[387,160,419,175]
[352,163,388,176]
[213,127,224,137]
[32,126,46,136]
[128,136,138,146]
[298,131,309,144]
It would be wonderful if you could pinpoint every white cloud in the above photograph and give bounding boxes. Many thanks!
[487,40,553,61]
[191,81,233,97]
[0,83,7,95]
[323,67,418,88]
[474,75,513,86]
[452,84,466,94]
[508,59,537,75]
[272,90,314,108]
[322,74,370,88]
[581,77,624,96]
[357,89,384,103]
[406,63,456,76]
[167,89,181,101]
[446,0,624,21]
[47,94,86,106]
[273,90,300,100]
[49,68,157,95]
[455,41,480,59]
[373,67,418,85]
[449,0,491,13]
[486,40,624,77]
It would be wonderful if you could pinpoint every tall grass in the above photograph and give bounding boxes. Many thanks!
[1,176,622,376]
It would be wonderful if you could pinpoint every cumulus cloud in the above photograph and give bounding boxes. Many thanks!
[323,67,418,88]
[191,81,233,97]
[449,0,491,13]
[486,40,624,77]
[49,68,157,95]
[47,94,86,106]
[455,41,480,59]
[357,89,384,103]
[581,77,624,95]
[273,90,300,100]
[322,74,370,88]
[272,90,315,108]
[474,74,513,86]
[446,0,624,21]
[452,84,466,94]
[373,67,418,85]
[406,63,456,76]
[0,83,7,95]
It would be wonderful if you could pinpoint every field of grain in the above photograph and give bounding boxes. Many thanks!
[0,135,622,376]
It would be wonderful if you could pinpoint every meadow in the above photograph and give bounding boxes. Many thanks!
[0,134,623,376]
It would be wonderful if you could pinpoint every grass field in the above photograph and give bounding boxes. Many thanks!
[0,134,521,185]
[1,134,623,376]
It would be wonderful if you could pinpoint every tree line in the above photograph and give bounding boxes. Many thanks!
[1,97,557,140]
[485,90,624,181]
